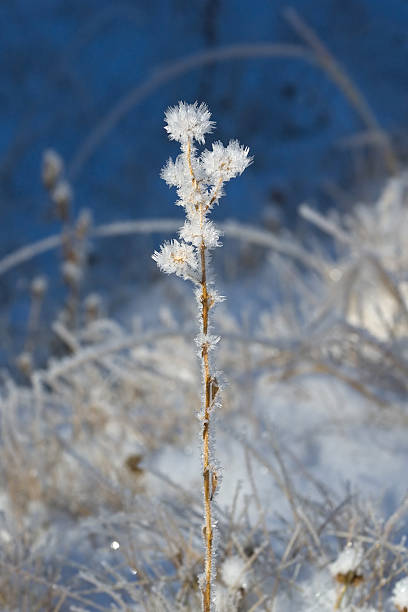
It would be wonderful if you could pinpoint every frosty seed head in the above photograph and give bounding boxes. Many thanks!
[179,218,221,249]
[329,544,364,586]
[220,555,248,589]
[42,148,63,190]
[158,102,251,225]
[84,293,102,321]
[160,155,186,188]
[16,351,32,377]
[164,101,215,145]
[31,275,48,299]
[61,261,82,288]
[154,101,251,278]
[152,239,198,279]
[201,140,253,184]
[392,576,408,611]
[52,180,73,220]
[76,208,93,238]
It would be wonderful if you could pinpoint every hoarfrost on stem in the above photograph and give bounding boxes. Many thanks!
[152,100,252,612]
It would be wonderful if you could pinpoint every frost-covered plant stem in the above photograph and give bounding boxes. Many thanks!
[182,137,215,611]
[194,163,214,612]
[153,102,251,610]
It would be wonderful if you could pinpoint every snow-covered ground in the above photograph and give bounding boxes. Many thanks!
[1,171,408,610]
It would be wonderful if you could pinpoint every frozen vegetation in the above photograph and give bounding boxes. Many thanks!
[1,105,408,612]
[153,102,251,609]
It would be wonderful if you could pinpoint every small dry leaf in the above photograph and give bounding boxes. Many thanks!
[172,549,183,567]
[210,470,218,501]
[125,454,144,475]
[210,377,219,403]
[335,571,364,586]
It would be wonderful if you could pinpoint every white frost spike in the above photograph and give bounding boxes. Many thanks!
[194,287,225,306]
[392,576,408,609]
[195,333,220,351]
[329,544,363,577]
[164,101,215,144]
[210,291,226,304]
[202,139,252,183]
[152,239,198,279]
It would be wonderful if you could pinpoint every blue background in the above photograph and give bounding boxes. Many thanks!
[1,0,407,256]
[1,0,408,365]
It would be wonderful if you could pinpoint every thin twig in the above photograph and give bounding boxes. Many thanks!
[284,7,398,175]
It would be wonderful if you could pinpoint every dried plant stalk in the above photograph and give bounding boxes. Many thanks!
[200,225,213,609]
[184,137,216,608]
[152,102,251,610]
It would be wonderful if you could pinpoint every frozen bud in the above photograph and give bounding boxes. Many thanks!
[16,352,32,377]
[210,291,225,305]
[392,577,408,612]
[31,275,48,299]
[84,293,101,321]
[125,454,144,475]
[160,156,185,188]
[52,180,72,220]
[202,140,252,184]
[0,529,12,544]
[152,239,198,280]
[76,208,92,238]
[195,333,220,353]
[329,544,364,586]
[221,555,247,590]
[194,287,225,308]
[164,101,215,145]
[176,182,202,210]
[42,149,63,190]
[179,218,221,249]
[62,261,82,288]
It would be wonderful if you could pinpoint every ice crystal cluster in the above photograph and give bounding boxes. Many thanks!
[152,101,252,283]
[329,544,364,577]
[220,555,248,589]
[393,576,408,611]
